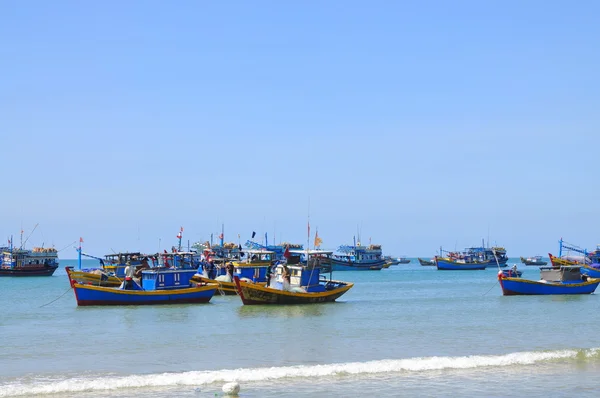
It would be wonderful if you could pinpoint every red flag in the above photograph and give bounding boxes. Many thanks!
[284,245,290,259]
[79,237,84,243]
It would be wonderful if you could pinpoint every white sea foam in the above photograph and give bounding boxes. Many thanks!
[1,348,598,397]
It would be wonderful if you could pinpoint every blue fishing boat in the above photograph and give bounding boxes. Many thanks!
[330,241,386,271]
[66,266,217,306]
[435,248,488,270]
[66,249,216,305]
[435,256,488,270]
[498,266,600,295]
[465,243,508,267]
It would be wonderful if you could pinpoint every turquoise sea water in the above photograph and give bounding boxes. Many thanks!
[2,258,600,397]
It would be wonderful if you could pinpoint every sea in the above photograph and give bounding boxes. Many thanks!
[2,258,600,398]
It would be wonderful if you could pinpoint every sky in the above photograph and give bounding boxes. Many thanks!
[1,0,599,258]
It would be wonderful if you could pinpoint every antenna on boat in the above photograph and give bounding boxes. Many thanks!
[21,223,39,249]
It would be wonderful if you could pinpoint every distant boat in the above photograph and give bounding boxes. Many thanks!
[397,257,411,264]
[498,265,600,295]
[520,256,547,266]
[418,258,435,266]
[330,242,386,271]
[435,256,488,270]
[435,248,488,270]
[0,245,59,277]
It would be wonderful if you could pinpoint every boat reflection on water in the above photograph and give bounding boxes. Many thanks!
[237,304,328,319]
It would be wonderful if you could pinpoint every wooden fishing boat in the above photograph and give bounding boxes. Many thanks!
[68,252,145,287]
[397,257,411,264]
[0,246,59,276]
[417,258,435,266]
[66,266,217,306]
[498,266,600,296]
[520,256,548,266]
[233,257,353,305]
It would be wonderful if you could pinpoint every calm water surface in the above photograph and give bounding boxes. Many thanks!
[1,258,599,397]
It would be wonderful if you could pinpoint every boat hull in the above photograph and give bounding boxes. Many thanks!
[70,282,218,306]
[329,258,385,271]
[435,258,487,270]
[498,276,600,295]
[520,257,548,266]
[417,258,435,266]
[0,265,58,276]
[233,277,353,305]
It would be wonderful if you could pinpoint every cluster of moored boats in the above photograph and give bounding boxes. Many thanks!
[3,233,600,301]
[414,239,600,295]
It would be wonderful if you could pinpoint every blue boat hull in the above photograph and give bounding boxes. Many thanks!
[499,277,600,295]
[71,283,217,306]
[435,258,487,270]
[329,258,385,271]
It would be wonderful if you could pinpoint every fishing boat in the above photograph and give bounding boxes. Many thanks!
[233,254,353,305]
[330,241,386,271]
[67,251,144,287]
[435,248,488,270]
[498,265,600,295]
[548,239,588,267]
[383,256,400,267]
[465,244,508,267]
[191,249,275,295]
[417,258,435,266]
[0,245,59,276]
[397,257,411,264]
[435,256,488,270]
[520,256,548,266]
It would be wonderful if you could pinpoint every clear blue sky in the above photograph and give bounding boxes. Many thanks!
[1,1,598,258]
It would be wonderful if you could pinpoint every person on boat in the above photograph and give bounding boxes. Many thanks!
[282,264,291,289]
[266,262,274,287]
[124,261,135,290]
[135,257,151,278]
[512,264,518,276]
[226,262,234,281]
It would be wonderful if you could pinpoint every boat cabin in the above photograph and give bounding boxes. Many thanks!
[273,263,326,293]
[103,252,143,276]
[540,266,583,283]
[140,268,198,290]
[233,250,275,281]
[151,252,199,269]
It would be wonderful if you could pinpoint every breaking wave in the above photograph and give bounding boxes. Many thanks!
[2,347,599,396]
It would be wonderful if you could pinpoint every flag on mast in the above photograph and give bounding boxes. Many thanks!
[314,230,323,248]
